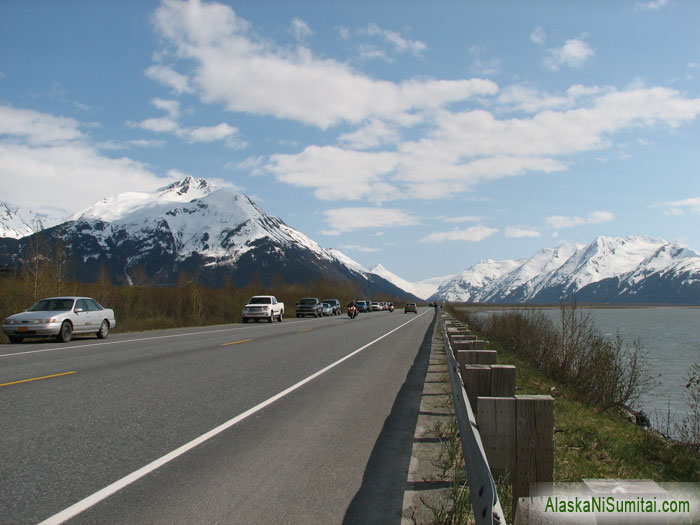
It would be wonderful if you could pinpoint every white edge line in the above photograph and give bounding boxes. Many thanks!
[39,309,430,524]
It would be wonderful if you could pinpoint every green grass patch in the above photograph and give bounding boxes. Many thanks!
[480,330,700,482]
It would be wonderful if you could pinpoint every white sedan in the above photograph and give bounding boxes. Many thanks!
[2,296,117,343]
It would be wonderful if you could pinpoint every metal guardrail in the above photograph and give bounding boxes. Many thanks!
[441,314,506,525]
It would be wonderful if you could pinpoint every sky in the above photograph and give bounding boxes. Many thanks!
[1,0,700,282]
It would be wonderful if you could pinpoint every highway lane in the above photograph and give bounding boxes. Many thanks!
[0,308,436,524]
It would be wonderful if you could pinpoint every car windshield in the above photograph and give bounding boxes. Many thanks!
[29,298,74,312]
[249,297,271,304]
[300,299,317,305]
[357,301,366,306]
[323,302,331,307]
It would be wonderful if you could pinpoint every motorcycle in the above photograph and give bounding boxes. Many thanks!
[388,304,394,312]
[347,305,358,319]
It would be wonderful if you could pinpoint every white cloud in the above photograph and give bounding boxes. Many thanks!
[339,244,379,253]
[130,99,244,146]
[506,227,542,238]
[150,0,495,128]
[635,0,668,12]
[144,64,193,94]
[0,105,84,144]
[420,225,498,243]
[544,38,594,71]
[439,215,482,224]
[266,146,401,202]
[659,197,700,215]
[321,207,418,234]
[289,18,313,41]
[530,26,546,46]
[546,210,615,229]
[0,107,178,217]
[362,23,427,57]
[264,85,700,203]
[338,119,400,149]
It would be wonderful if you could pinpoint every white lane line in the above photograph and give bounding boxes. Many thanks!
[39,309,431,524]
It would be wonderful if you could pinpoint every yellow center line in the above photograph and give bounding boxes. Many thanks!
[221,339,252,346]
[298,328,313,333]
[0,371,76,388]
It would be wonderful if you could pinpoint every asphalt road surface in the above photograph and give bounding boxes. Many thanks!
[0,307,436,524]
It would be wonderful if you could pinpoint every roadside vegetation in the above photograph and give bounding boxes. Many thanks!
[446,304,700,482]
[0,260,407,343]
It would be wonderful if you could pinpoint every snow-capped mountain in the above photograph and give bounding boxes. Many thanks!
[374,236,700,304]
[0,202,59,239]
[0,177,416,298]
[369,263,452,300]
[431,259,525,303]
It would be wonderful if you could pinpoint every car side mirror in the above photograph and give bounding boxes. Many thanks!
[74,307,84,313]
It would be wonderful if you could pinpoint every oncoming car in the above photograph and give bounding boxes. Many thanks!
[404,303,418,314]
[2,296,117,343]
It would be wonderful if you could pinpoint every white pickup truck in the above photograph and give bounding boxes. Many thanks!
[242,295,284,323]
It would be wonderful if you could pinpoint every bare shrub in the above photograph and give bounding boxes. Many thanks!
[454,304,654,411]
[675,355,700,448]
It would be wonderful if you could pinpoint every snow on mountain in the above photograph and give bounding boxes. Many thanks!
[538,236,665,298]
[66,176,338,267]
[482,242,583,302]
[369,263,453,300]
[0,202,59,239]
[418,235,700,304]
[329,249,371,277]
[69,176,218,223]
[432,259,524,302]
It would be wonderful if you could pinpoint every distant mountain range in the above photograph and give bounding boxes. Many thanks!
[0,177,416,300]
[376,236,700,305]
[3,178,700,304]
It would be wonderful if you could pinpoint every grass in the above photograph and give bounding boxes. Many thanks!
[491,338,700,482]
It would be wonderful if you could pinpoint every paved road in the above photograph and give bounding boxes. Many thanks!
[0,308,436,524]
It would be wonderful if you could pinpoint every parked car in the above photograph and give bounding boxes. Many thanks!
[242,295,284,323]
[321,302,334,316]
[404,303,418,314]
[370,302,381,312]
[296,298,323,318]
[322,299,341,315]
[2,296,116,343]
[356,300,369,313]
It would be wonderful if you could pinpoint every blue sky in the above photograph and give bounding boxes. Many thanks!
[2,0,700,281]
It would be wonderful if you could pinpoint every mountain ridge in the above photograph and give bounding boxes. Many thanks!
[3,179,699,304]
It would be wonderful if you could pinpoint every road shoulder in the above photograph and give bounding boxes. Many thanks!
[402,315,454,524]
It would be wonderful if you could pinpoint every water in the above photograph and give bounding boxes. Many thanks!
[471,306,700,431]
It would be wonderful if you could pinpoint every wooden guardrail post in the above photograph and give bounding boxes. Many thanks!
[514,395,554,519]
[477,394,554,519]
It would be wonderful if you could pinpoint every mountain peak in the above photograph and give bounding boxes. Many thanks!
[157,176,218,199]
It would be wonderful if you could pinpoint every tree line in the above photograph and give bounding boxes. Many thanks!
[0,234,408,342]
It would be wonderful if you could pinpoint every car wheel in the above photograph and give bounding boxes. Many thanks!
[8,336,22,344]
[268,314,273,323]
[97,320,109,339]
[57,321,72,343]
[278,312,283,322]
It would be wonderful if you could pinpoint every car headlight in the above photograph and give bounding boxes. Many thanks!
[33,318,57,324]
[5,319,17,325]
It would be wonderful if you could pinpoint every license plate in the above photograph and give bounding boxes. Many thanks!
[17,326,27,333]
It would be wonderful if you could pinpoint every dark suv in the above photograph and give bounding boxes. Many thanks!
[296,298,323,318]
